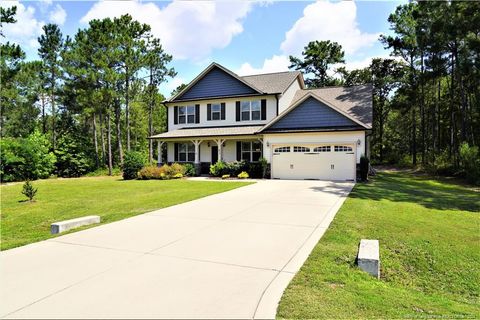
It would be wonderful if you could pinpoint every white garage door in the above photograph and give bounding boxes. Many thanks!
[272,144,356,181]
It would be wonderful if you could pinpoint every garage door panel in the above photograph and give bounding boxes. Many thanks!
[272,144,355,181]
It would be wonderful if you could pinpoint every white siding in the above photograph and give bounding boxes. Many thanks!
[262,131,366,164]
[277,78,302,114]
[167,96,277,131]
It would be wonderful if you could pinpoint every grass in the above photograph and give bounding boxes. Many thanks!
[277,172,480,319]
[0,176,251,250]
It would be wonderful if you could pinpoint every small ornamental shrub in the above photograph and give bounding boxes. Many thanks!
[122,151,145,180]
[183,163,196,177]
[359,155,370,181]
[210,161,227,177]
[259,157,268,179]
[238,171,249,179]
[221,174,230,179]
[459,142,480,185]
[170,163,186,176]
[173,173,183,179]
[22,180,37,202]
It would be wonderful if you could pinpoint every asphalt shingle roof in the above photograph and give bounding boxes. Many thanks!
[149,126,264,139]
[290,85,373,128]
[241,71,302,94]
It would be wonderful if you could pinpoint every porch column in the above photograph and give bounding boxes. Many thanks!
[191,139,202,176]
[157,141,164,167]
[214,139,226,162]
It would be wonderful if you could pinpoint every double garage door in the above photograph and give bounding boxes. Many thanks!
[271,144,356,181]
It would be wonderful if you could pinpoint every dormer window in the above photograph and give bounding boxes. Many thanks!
[241,100,261,121]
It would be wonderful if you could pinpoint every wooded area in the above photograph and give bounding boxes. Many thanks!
[1,1,479,183]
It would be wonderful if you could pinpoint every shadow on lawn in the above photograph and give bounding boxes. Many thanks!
[349,172,480,213]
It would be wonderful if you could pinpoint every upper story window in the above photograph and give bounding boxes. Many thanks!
[241,100,261,121]
[207,103,225,121]
[178,105,196,124]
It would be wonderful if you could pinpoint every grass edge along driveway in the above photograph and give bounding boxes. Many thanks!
[277,172,480,319]
[1,177,252,250]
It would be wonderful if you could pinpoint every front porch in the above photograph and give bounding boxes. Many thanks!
[149,125,265,175]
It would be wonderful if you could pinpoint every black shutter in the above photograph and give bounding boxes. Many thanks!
[236,101,240,121]
[261,99,267,120]
[236,141,242,161]
[207,104,211,121]
[195,104,200,123]
[174,106,178,124]
[174,143,179,162]
[221,103,226,120]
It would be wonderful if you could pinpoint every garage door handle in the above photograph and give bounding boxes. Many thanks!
[346,152,354,154]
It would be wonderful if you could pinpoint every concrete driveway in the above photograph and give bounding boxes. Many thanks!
[0,179,353,319]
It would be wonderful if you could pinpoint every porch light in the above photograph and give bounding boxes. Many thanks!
[207,142,210,147]
[266,141,270,147]
[357,139,361,146]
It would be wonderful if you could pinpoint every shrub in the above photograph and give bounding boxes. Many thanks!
[210,161,227,177]
[173,173,183,179]
[359,155,370,181]
[221,174,230,179]
[238,171,249,179]
[259,157,268,179]
[170,163,186,176]
[459,142,480,185]
[21,180,37,202]
[122,151,145,180]
[183,163,196,177]
[0,131,56,182]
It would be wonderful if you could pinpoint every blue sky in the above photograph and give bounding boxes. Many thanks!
[3,0,404,97]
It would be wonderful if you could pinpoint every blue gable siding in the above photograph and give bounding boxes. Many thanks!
[270,96,358,130]
[175,67,258,101]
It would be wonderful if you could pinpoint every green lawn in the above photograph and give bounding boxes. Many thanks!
[0,177,251,250]
[278,172,480,319]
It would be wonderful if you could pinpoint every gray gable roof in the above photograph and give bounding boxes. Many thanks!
[241,71,304,94]
[291,85,373,128]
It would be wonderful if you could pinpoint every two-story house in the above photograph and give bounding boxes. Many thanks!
[150,62,372,181]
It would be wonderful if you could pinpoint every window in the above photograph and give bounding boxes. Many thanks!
[241,100,261,121]
[211,103,221,120]
[334,145,353,152]
[178,105,195,124]
[293,146,310,152]
[314,146,331,152]
[274,146,290,153]
[178,143,195,162]
[241,141,262,162]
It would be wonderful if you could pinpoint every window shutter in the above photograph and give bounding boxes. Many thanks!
[174,106,178,125]
[195,104,200,123]
[236,101,240,121]
[261,99,267,120]
[174,143,179,162]
[221,103,226,120]
[236,141,241,161]
[207,104,211,121]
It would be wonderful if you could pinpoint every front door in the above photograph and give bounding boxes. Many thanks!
[211,146,218,164]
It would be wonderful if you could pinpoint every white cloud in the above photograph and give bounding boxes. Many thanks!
[236,55,290,76]
[1,1,45,49]
[49,4,66,26]
[80,0,253,60]
[280,1,379,56]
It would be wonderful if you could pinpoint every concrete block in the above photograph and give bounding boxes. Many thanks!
[357,239,380,279]
[51,216,101,234]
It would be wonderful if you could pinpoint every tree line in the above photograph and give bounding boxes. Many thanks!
[1,8,176,181]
